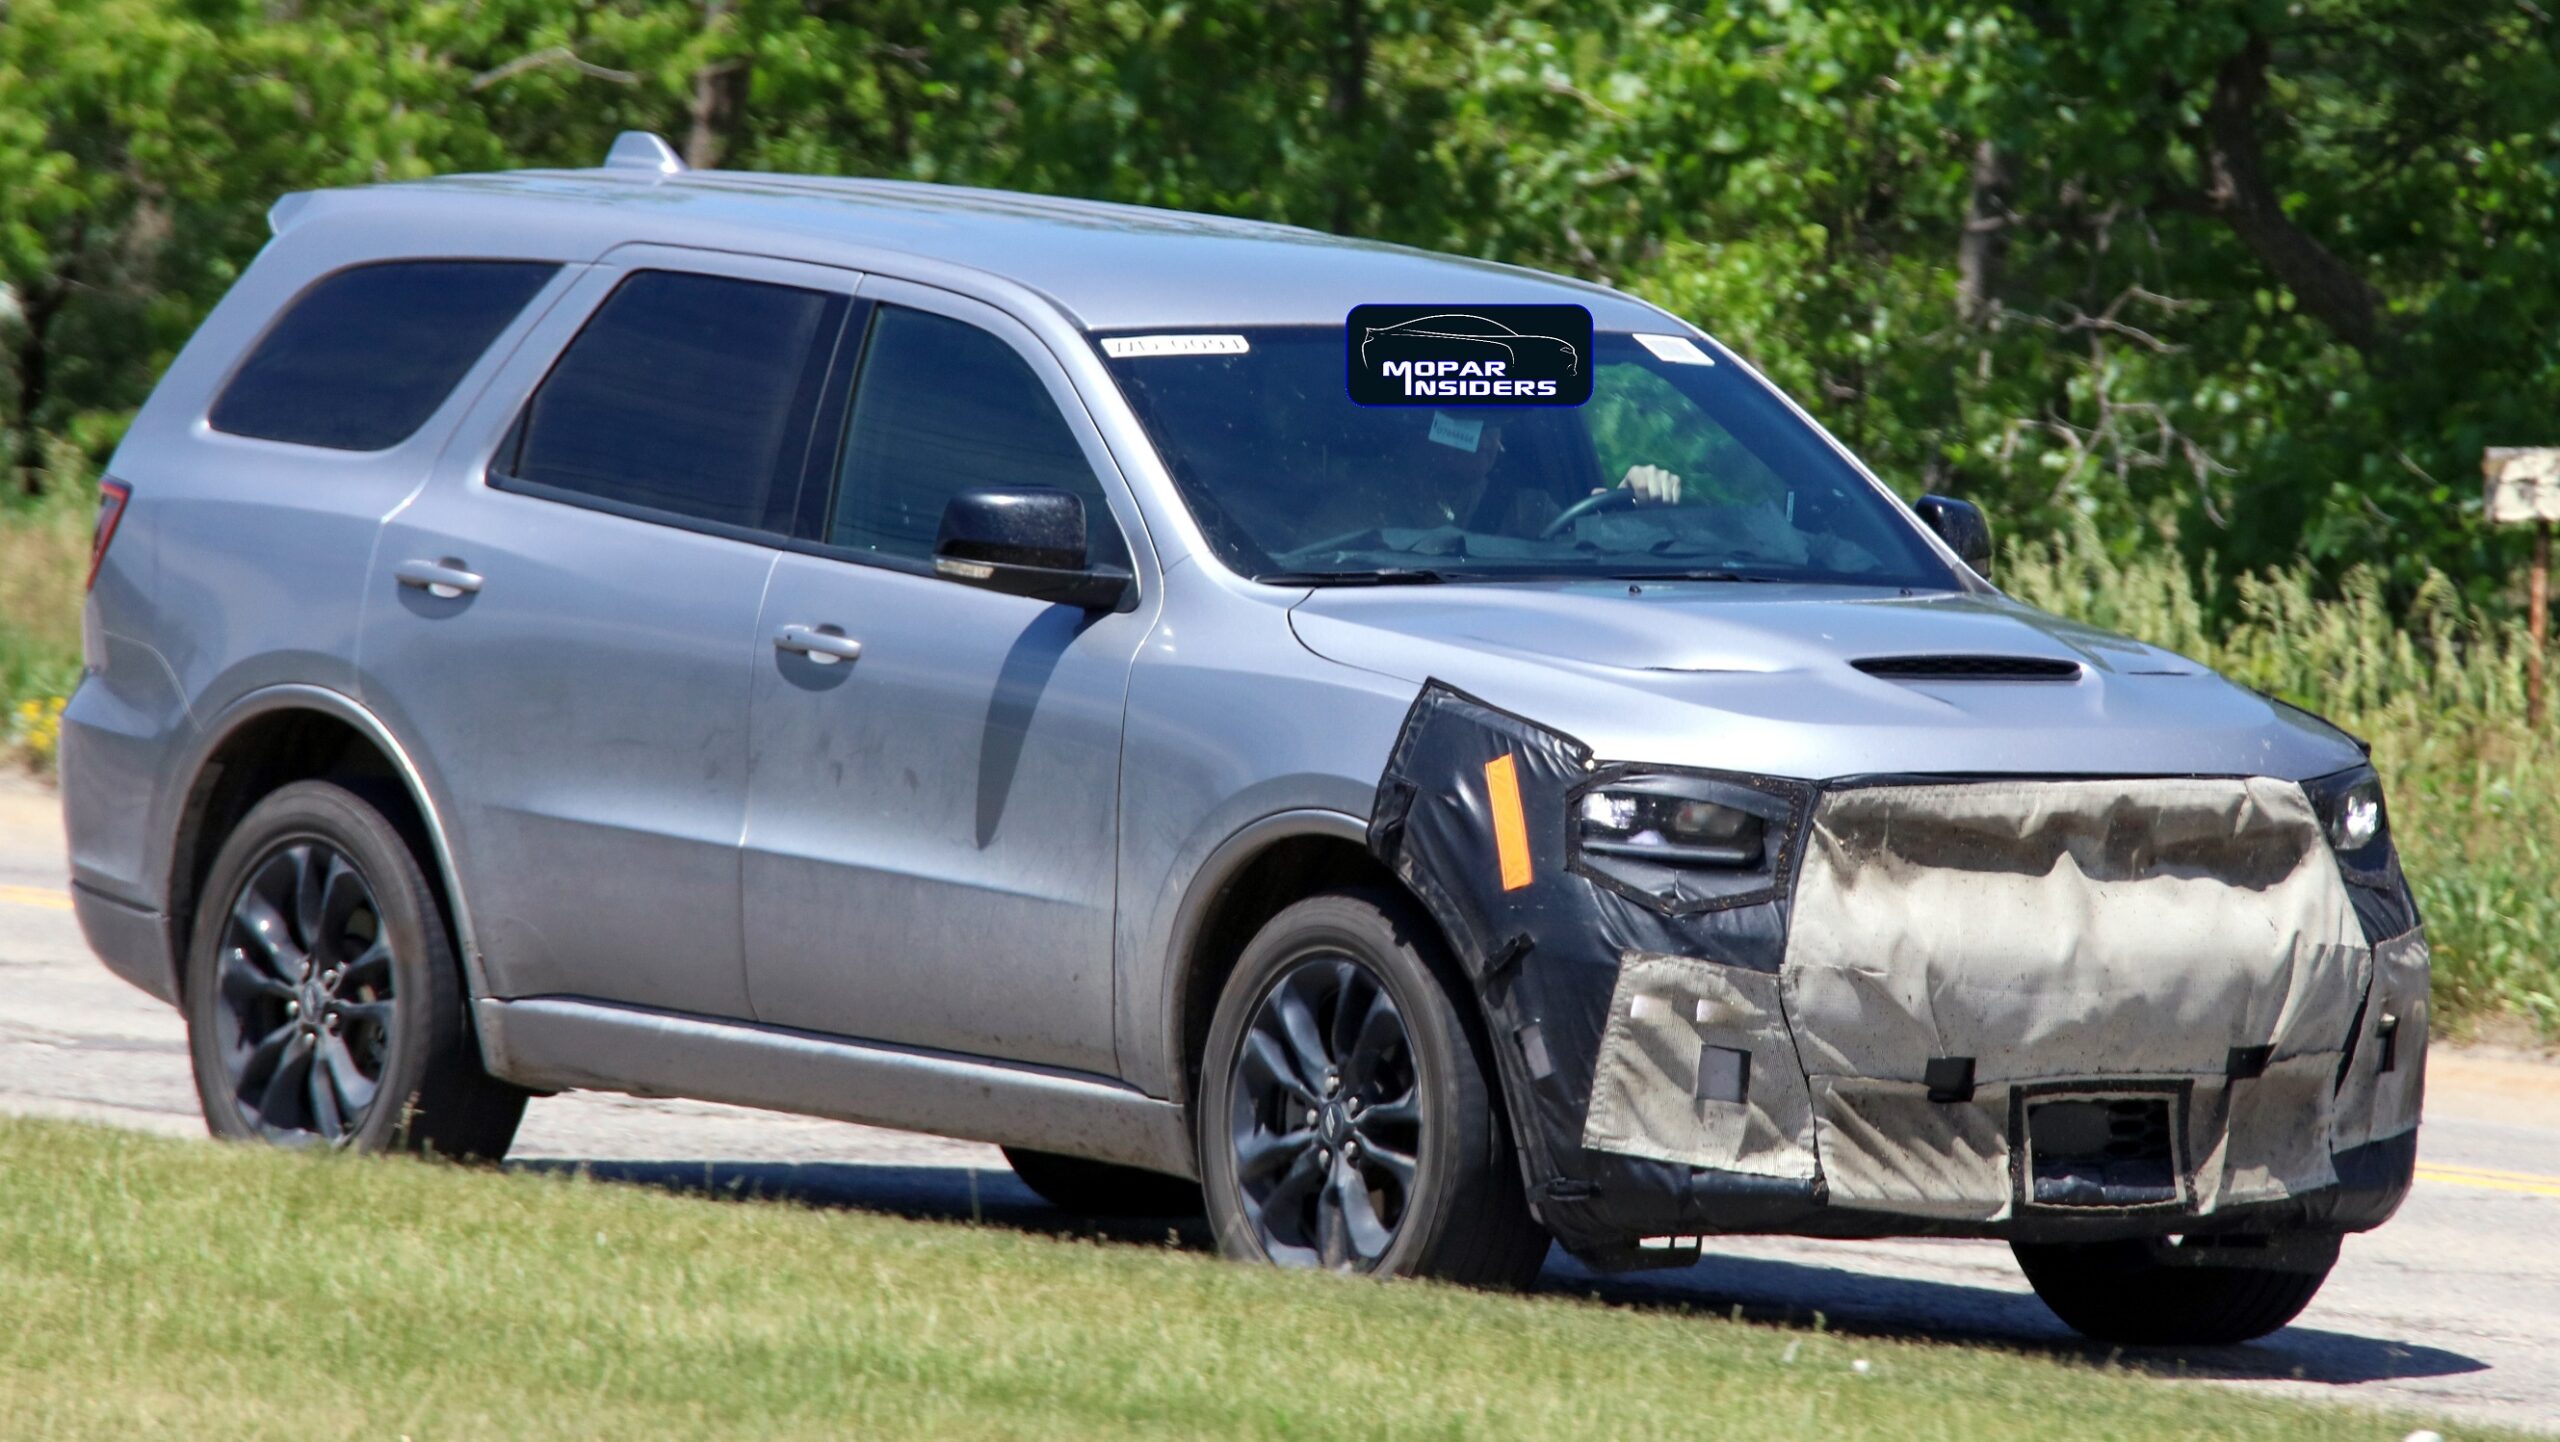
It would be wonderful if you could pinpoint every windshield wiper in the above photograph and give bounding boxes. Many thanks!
[1255,568,1451,586]
[1607,569,1785,583]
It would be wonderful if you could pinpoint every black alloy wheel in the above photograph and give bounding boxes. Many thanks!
[185,780,526,1160]
[1229,955,1424,1269]
[211,839,395,1144]
[1197,889,1549,1287]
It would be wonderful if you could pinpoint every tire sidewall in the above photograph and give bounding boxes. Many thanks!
[1195,892,1480,1275]
[184,780,447,1152]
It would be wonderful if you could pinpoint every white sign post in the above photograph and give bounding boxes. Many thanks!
[2484,447,2560,726]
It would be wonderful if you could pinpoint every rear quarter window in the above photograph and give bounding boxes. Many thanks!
[207,260,560,451]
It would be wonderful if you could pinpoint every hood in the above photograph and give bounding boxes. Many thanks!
[1287,582,2362,781]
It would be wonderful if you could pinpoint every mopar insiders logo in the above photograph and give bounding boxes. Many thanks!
[1347,303,1593,406]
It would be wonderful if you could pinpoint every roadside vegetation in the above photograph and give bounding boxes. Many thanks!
[0,1115,2505,1441]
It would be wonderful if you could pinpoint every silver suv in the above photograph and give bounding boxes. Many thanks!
[62,132,2426,1346]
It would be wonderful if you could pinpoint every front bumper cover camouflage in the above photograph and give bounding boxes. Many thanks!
[1366,683,2425,1264]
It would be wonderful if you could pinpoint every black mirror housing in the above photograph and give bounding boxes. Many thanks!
[1914,494,1994,580]
[933,487,1131,610]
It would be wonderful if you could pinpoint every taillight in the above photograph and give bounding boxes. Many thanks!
[87,479,131,592]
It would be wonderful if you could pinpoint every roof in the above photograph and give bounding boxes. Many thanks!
[295,132,1677,333]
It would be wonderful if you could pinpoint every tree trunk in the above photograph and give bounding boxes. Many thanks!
[684,0,748,171]
[1956,139,2009,327]
[1327,0,1369,234]
[2195,32,2383,355]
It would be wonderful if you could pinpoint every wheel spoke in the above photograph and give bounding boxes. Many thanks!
[1317,1161,1352,1268]
[230,889,307,983]
[1353,1136,1417,1192]
[288,845,326,954]
[253,1031,317,1129]
[1358,1085,1421,1132]
[1327,960,1366,1057]
[337,938,392,995]
[331,999,395,1033]
[1239,1030,1318,1108]
[307,1050,345,1140]
[1340,987,1404,1092]
[1269,980,1335,1092]
[1331,1157,1395,1261]
[217,948,294,1006]
[1236,1124,1316,1184]
[234,1019,299,1093]
[311,856,370,965]
[320,1033,379,1121]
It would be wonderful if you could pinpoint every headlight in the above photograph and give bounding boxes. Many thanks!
[2304,765,2389,859]
[1570,770,1805,912]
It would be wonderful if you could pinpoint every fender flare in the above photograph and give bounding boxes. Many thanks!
[160,683,498,1030]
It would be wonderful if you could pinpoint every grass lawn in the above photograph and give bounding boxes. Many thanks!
[0,1117,2497,1441]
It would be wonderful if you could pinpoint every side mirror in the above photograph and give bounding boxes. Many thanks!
[933,487,1131,610]
[1914,494,1993,579]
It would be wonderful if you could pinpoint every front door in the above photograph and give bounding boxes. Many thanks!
[741,282,1152,1074]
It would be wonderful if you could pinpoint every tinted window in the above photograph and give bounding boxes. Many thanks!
[507,271,841,533]
[209,260,558,451]
[829,307,1128,567]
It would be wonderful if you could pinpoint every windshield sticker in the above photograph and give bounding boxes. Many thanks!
[1101,333,1250,359]
[1426,410,1486,452]
[1347,303,1592,407]
[1633,333,1715,365]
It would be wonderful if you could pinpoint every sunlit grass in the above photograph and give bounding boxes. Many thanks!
[0,1117,2501,1442]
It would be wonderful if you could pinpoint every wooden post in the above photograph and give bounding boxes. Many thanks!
[2535,519,2552,729]
[2484,448,2560,729]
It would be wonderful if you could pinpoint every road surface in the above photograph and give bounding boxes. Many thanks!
[3,773,2554,1433]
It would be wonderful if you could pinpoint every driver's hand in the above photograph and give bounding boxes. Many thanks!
[1617,464,1683,505]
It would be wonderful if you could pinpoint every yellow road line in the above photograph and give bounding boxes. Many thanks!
[2416,1163,2560,1198]
[0,884,71,912]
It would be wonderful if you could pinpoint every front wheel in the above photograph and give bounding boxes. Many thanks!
[183,780,525,1159]
[1196,889,1549,1287]
[2012,1237,2334,1346]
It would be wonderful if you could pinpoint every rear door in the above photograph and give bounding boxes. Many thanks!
[739,281,1154,1074]
[359,248,857,1018]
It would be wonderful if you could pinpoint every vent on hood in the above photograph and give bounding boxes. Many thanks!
[1853,654,2083,682]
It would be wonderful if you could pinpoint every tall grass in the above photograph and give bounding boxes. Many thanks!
[0,482,88,768]
[2009,521,2560,1035]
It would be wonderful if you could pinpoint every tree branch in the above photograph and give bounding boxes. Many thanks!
[2191,31,2385,354]
[469,46,638,91]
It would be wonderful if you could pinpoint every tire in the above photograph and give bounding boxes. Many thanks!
[1002,1147,1204,1217]
[183,779,526,1159]
[1196,888,1549,1287]
[2011,1238,2333,1346]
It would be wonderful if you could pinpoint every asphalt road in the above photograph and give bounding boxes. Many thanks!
[4,773,2556,1434]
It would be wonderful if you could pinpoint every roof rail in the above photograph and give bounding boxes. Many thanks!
[602,131,686,177]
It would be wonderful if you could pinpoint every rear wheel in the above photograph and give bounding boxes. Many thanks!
[1002,1147,1203,1217]
[183,780,525,1159]
[2011,1237,2334,1346]
[1196,889,1549,1287]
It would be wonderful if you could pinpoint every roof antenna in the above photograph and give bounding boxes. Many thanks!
[602,131,686,177]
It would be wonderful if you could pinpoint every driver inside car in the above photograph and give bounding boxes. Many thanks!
[1234,409,1687,549]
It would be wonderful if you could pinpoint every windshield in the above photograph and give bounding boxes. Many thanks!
[1098,328,1959,588]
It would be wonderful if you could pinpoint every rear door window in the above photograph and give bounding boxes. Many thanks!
[500,270,845,535]
[826,306,1128,568]
[209,260,559,451]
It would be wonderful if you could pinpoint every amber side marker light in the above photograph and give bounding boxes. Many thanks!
[1484,753,1534,891]
[87,479,131,592]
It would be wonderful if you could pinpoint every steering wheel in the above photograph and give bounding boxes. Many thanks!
[1539,486,1641,540]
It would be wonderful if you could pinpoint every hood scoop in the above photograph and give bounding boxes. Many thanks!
[1853,654,2083,682]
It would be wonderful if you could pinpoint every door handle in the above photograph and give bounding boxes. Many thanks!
[393,558,484,599]
[773,623,863,663]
